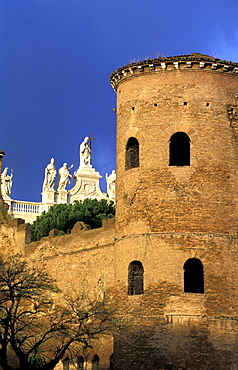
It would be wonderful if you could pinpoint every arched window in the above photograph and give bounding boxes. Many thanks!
[128,261,144,295]
[92,354,100,370]
[184,258,204,293]
[125,137,139,170]
[169,132,190,166]
[77,356,84,370]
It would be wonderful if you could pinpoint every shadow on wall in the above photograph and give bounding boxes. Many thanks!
[113,320,234,370]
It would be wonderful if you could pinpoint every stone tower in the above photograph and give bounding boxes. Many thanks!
[110,53,238,369]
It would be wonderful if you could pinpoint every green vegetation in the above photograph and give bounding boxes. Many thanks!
[31,198,115,242]
[0,205,10,223]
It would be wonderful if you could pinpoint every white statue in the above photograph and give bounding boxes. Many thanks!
[80,137,91,167]
[106,170,116,198]
[42,158,56,191]
[57,163,74,191]
[1,167,13,198]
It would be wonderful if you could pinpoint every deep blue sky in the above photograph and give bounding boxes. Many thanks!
[1,0,238,202]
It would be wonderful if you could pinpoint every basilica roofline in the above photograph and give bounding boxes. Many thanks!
[110,53,238,91]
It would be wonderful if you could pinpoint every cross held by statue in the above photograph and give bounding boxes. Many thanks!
[88,132,97,150]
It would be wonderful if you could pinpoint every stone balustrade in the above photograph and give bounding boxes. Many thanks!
[11,200,40,214]
[10,200,42,223]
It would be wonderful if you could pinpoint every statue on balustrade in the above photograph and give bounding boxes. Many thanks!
[43,158,57,191]
[106,170,116,199]
[57,163,74,191]
[1,167,13,198]
[80,137,91,167]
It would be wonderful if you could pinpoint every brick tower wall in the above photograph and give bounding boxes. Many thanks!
[110,55,238,370]
[113,59,238,237]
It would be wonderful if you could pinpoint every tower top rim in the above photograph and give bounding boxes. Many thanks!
[110,53,238,91]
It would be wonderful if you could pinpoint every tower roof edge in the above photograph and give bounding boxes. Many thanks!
[109,53,238,91]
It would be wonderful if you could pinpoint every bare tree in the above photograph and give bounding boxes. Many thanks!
[0,254,114,370]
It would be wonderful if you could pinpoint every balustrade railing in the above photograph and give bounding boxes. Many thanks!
[11,201,41,214]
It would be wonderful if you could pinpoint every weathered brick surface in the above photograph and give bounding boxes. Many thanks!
[0,219,30,254]
[113,233,238,369]
[33,221,115,369]
[111,54,238,369]
[114,66,238,237]
[0,219,115,370]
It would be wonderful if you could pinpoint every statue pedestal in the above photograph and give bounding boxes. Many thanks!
[41,189,56,212]
[41,189,55,204]
[69,165,106,203]
[106,170,116,201]
[55,190,68,204]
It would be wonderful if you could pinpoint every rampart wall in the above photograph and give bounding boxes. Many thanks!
[0,218,115,370]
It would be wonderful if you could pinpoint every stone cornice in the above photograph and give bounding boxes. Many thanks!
[110,53,238,91]
[114,230,238,243]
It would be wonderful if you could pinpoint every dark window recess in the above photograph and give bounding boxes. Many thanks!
[184,258,204,293]
[125,137,139,170]
[169,132,190,166]
[77,357,84,370]
[128,261,144,295]
[92,355,100,370]
[109,354,114,370]
[165,364,173,370]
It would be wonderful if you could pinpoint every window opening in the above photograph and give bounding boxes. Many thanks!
[125,137,139,170]
[169,132,190,166]
[77,356,84,370]
[184,258,204,293]
[109,354,114,370]
[92,354,100,370]
[128,261,144,295]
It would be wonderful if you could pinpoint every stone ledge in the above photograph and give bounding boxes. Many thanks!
[110,53,238,90]
[164,294,206,317]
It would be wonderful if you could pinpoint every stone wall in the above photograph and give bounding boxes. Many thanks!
[110,54,238,369]
[112,233,238,369]
[0,218,31,255]
[27,218,116,370]
[114,61,238,237]
[0,218,115,370]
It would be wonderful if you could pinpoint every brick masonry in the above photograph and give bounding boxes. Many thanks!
[110,53,238,369]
